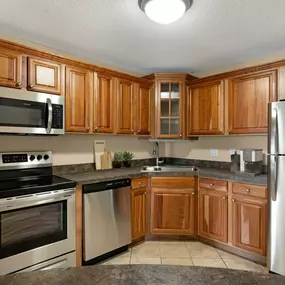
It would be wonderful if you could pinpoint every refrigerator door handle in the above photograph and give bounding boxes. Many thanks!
[270,156,278,201]
[271,108,278,154]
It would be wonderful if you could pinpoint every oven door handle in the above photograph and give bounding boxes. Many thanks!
[0,192,75,212]
[46,98,53,134]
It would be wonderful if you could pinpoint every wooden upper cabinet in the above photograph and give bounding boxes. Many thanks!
[232,196,267,256]
[116,78,135,134]
[137,83,152,136]
[28,57,64,95]
[93,73,114,134]
[65,66,92,133]
[188,81,224,135]
[228,70,277,134]
[0,48,23,88]
[199,189,228,243]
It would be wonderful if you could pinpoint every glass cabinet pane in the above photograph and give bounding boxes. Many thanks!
[171,99,179,117]
[161,101,169,117]
[170,119,179,135]
[171,83,179,99]
[160,119,169,134]
[161,83,169,99]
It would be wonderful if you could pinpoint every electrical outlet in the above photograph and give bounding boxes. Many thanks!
[211,149,218,157]
[229,148,236,155]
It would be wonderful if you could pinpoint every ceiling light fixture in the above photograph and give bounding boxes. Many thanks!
[139,0,192,25]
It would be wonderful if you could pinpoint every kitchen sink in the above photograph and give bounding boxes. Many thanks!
[141,165,198,173]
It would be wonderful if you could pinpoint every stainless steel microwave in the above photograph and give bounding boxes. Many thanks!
[0,87,65,135]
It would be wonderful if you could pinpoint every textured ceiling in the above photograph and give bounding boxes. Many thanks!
[1,0,285,76]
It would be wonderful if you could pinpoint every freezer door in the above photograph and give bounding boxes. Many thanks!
[268,101,285,155]
[268,155,285,275]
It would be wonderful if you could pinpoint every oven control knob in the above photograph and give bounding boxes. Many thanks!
[44,155,50,160]
[30,155,35,161]
[37,155,43,161]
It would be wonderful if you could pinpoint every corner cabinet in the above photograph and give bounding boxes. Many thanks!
[228,70,277,134]
[187,80,224,136]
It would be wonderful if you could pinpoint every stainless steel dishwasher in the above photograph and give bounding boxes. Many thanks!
[83,179,131,263]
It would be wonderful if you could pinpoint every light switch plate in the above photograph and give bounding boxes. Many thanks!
[211,149,218,157]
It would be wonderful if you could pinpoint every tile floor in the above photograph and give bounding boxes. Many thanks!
[102,241,268,273]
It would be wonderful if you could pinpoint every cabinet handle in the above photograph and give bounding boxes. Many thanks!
[29,84,34,89]
[15,82,22,87]
[210,184,214,187]
[245,188,250,193]
[232,198,235,202]
[191,192,195,196]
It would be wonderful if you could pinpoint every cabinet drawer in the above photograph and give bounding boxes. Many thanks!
[151,177,195,188]
[199,178,228,192]
[232,183,267,199]
[132,177,148,189]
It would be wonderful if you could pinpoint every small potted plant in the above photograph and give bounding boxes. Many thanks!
[113,152,123,168]
[123,151,134,168]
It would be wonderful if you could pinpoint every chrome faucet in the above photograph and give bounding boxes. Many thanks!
[155,142,164,167]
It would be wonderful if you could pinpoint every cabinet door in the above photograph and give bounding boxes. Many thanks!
[65,66,91,133]
[93,73,114,133]
[137,83,152,135]
[116,78,135,134]
[28,57,64,95]
[157,81,184,139]
[228,70,277,134]
[151,188,195,235]
[131,187,147,240]
[188,81,224,135]
[0,48,23,88]
[199,189,228,242]
[232,197,267,255]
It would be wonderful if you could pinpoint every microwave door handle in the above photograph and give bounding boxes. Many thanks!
[46,98,52,134]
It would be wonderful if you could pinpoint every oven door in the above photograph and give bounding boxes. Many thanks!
[0,87,65,135]
[0,189,75,275]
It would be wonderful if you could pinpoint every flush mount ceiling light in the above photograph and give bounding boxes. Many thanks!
[139,0,192,25]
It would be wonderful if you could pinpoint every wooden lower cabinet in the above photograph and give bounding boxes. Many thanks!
[232,196,267,256]
[198,189,228,243]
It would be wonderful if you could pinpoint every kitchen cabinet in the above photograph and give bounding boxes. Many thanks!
[93,73,115,133]
[228,70,277,134]
[131,178,148,241]
[137,83,153,136]
[232,184,267,256]
[198,189,228,243]
[0,47,23,88]
[65,66,92,133]
[151,177,196,235]
[27,57,64,95]
[116,78,136,134]
[187,80,224,135]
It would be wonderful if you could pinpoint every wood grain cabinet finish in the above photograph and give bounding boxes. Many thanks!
[137,83,152,136]
[28,57,64,95]
[188,81,224,135]
[232,196,267,256]
[151,177,195,235]
[0,48,23,88]
[228,70,277,134]
[116,78,135,134]
[65,66,92,133]
[198,189,228,243]
[131,185,147,241]
[93,73,114,133]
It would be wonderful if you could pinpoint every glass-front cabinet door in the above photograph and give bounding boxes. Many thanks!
[157,81,183,139]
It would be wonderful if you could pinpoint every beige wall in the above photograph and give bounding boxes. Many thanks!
[165,136,268,163]
[0,135,162,166]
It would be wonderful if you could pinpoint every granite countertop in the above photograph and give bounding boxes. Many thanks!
[0,265,284,285]
[59,166,267,186]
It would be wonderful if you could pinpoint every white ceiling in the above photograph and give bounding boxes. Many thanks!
[1,0,285,76]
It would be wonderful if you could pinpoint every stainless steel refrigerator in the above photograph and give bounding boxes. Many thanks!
[268,101,285,275]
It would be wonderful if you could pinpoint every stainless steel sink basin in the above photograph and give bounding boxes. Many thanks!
[141,165,198,173]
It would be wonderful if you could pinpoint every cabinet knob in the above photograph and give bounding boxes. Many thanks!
[210,184,214,187]
[138,130,141,134]
[245,188,250,193]
[144,192,147,195]
[29,84,34,89]
[180,134,183,138]
[87,127,90,131]
[228,129,231,134]
[132,129,134,133]
[232,198,235,202]
[191,192,195,196]
[94,127,98,132]
[223,196,226,200]
[138,182,142,186]
[15,82,22,87]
